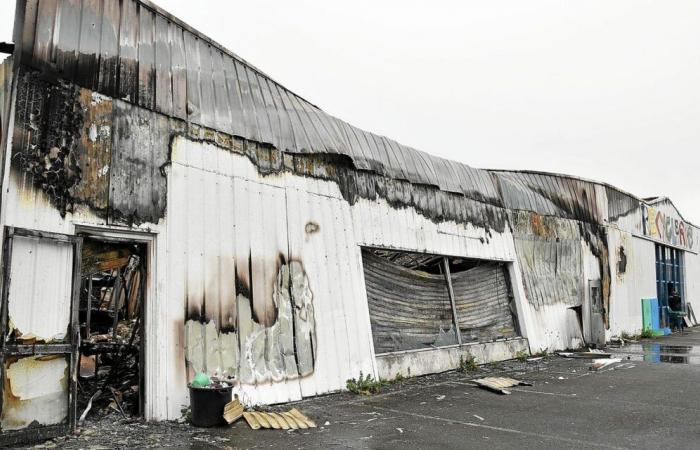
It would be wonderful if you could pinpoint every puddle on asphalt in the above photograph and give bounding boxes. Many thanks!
[608,343,700,365]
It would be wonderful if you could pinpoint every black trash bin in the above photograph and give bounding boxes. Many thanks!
[188,382,233,427]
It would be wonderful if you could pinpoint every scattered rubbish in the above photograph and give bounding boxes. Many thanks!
[436,395,446,401]
[110,387,128,419]
[324,421,330,426]
[558,349,611,359]
[473,414,485,421]
[79,389,102,424]
[223,397,244,424]
[80,354,97,378]
[557,376,565,380]
[243,408,316,430]
[473,377,532,395]
[397,428,404,433]
[590,358,622,371]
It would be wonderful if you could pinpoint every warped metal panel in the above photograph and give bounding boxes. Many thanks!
[362,251,458,354]
[451,264,518,342]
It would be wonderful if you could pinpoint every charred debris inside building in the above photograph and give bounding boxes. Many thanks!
[0,0,697,445]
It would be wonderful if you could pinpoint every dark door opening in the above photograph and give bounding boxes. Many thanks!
[76,238,147,420]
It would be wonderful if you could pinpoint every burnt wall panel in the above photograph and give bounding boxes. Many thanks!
[509,211,591,309]
[108,101,168,225]
[69,89,113,214]
[362,250,458,354]
[11,70,83,216]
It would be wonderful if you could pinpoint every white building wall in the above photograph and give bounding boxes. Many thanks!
[606,229,657,337]
[163,138,378,418]
[686,250,700,314]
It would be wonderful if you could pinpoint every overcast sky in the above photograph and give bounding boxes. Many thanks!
[2,0,699,223]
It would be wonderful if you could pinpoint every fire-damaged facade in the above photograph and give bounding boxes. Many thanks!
[0,0,698,444]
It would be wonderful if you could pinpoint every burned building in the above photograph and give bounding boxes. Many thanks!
[0,0,698,444]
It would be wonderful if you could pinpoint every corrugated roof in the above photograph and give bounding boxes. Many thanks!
[11,0,695,229]
[12,0,500,203]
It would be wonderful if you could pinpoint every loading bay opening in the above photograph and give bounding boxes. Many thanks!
[361,247,520,355]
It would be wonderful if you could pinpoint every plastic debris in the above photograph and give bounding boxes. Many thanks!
[191,372,211,388]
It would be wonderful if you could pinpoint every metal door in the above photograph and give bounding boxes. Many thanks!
[0,227,82,446]
[589,279,605,348]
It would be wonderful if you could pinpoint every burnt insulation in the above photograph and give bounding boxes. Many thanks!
[12,70,83,216]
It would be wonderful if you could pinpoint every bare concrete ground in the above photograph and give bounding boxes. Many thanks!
[27,328,700,449]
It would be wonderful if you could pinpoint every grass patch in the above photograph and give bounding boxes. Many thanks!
[515,350,529,362]
[458,354,478,373]
[346,371,405,395]
[640,328,653,339]
[180,406,192,424]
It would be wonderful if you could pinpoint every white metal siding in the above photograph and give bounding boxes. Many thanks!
[7,235,73,342]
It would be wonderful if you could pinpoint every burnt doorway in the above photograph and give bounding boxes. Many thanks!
[76,237,147,421]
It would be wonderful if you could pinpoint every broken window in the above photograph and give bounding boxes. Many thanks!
[77,238,146,420]
[361,248,519,355]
